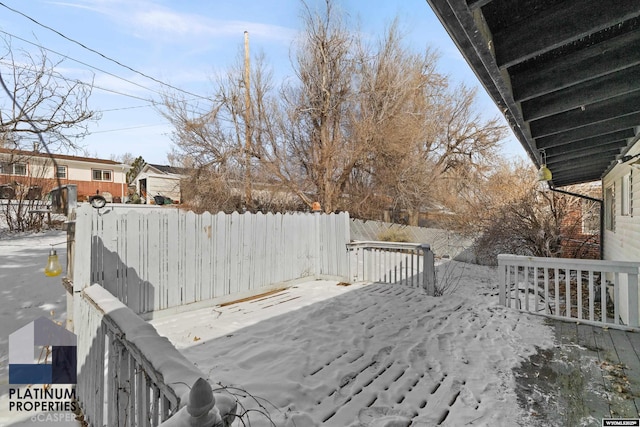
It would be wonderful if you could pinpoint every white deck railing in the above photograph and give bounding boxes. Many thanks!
[498,254,640,329]
[347,241,435,295]
[77,284,235,426]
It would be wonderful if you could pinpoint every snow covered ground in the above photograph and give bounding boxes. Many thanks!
[152,261,557,426]
[0,223,562,426]
[0,229,69,386]
[0,228,80,426]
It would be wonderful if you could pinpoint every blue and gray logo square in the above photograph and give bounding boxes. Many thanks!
[9,317,77,384]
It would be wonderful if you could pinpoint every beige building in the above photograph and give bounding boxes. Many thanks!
[0,148,129,202]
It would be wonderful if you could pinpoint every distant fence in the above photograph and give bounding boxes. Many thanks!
[71,205,350,316]
[350,219,474,261]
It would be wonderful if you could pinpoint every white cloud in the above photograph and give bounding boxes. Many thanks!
[50,0,296,45]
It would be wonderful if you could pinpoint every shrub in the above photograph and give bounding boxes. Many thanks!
[377,228,411,242]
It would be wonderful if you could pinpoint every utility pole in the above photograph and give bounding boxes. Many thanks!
[243,30,252,210]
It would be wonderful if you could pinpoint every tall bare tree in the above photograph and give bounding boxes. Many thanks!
[345,19,505,222]
[0,37,97,153]
[160,48,280,212]
[163,0,507,217]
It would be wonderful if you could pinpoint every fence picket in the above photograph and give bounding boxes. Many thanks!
[184,211,198,304]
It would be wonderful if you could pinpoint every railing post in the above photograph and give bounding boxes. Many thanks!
[313,207,321,279]
[498,255,506,306]
[72,205,92,334]
[346,244,353,283]
[158,378,237,427]
[421,244,435,296]
[629,271,639,328]
[65,209,76,331]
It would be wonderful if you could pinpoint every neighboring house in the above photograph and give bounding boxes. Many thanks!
[133,163,188,204]
[548,182,602,260]
[426,2,640,323]
[0,148,129,202]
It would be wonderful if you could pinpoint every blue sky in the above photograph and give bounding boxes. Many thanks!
[0,0,527,165]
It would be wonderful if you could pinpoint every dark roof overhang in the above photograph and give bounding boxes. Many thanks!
[426,0,640,187]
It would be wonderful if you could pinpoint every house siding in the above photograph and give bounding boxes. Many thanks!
[0,149,128,202]
[602,142,640,325]
[603,142,640,263]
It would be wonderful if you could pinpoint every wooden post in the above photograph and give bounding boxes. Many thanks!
[498,255,507,305]
[243,30,252,209]
[72,205,93,334]
[628,271,639,327]
[64,209,76,331]
[157,378,237,427]
[421,244,435,296]
[314,209,321,279]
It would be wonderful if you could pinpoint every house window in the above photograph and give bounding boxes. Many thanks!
[605,185,615,231]
[0,162,27,176]
[56,165,67,179]
[621,173,631,216]
[92,169,112,181]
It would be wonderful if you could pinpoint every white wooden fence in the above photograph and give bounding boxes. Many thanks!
[498,254,640,329]
[347,241,436,295]
[70,205,445,425]
[71,204,350,316]
[76,284,236,427]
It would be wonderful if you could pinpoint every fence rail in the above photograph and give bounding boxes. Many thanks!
[498,254,640,329]
[77,284,234,426]
[347,241,435,295]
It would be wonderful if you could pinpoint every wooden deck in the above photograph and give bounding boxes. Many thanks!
[515,319,640,426]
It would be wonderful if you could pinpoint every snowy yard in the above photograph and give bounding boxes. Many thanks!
[3,224,632,426]
[152,261,556,426]
[0,229,76,426]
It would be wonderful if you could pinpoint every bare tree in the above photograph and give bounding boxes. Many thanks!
[348,20,505,222]
[0,37,97,231]
[162,0,507,218]
[160,49,280,212]
[276,0,356,212]
[0,152,59,231]
[280,5,505,215]
[471,161,601,265]
[0,37,98,153]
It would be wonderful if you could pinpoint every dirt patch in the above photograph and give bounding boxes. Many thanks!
[513,334,640,426]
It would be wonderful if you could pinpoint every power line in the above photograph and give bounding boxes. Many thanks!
[0,29,168,99]
[0,30,215,115]
[0,1,215,103]
[91,85,158,104]
[101,104,156,113]
[0,57,213,115]
[0,58,158,104]
[91,123,169,134]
